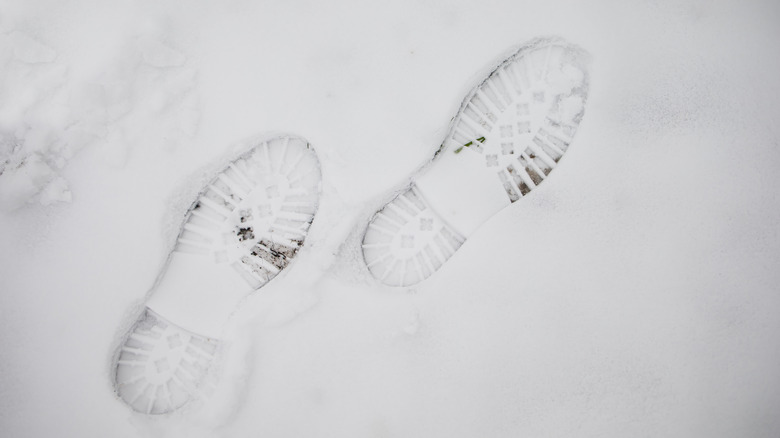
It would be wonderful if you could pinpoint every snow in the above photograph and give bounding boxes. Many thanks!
[1,0,780,436]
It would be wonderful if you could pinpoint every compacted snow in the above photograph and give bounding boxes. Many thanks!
[1,0,780,437]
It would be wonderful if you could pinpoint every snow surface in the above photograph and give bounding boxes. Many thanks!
[1,0,780,436]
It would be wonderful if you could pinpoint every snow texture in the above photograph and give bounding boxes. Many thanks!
[1,0,780,437]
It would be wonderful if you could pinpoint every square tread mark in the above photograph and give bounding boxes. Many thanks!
[239,209,253,222]
[518,121,531,133]
[517,103,530,116]
[167,334,182,348]
[256,204,272,217]
[155,359,170,373]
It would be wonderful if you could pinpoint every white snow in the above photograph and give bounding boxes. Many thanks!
[1,0,780,437]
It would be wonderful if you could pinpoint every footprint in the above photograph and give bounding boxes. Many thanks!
[361,37,590,287]
[113,135,322,414]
